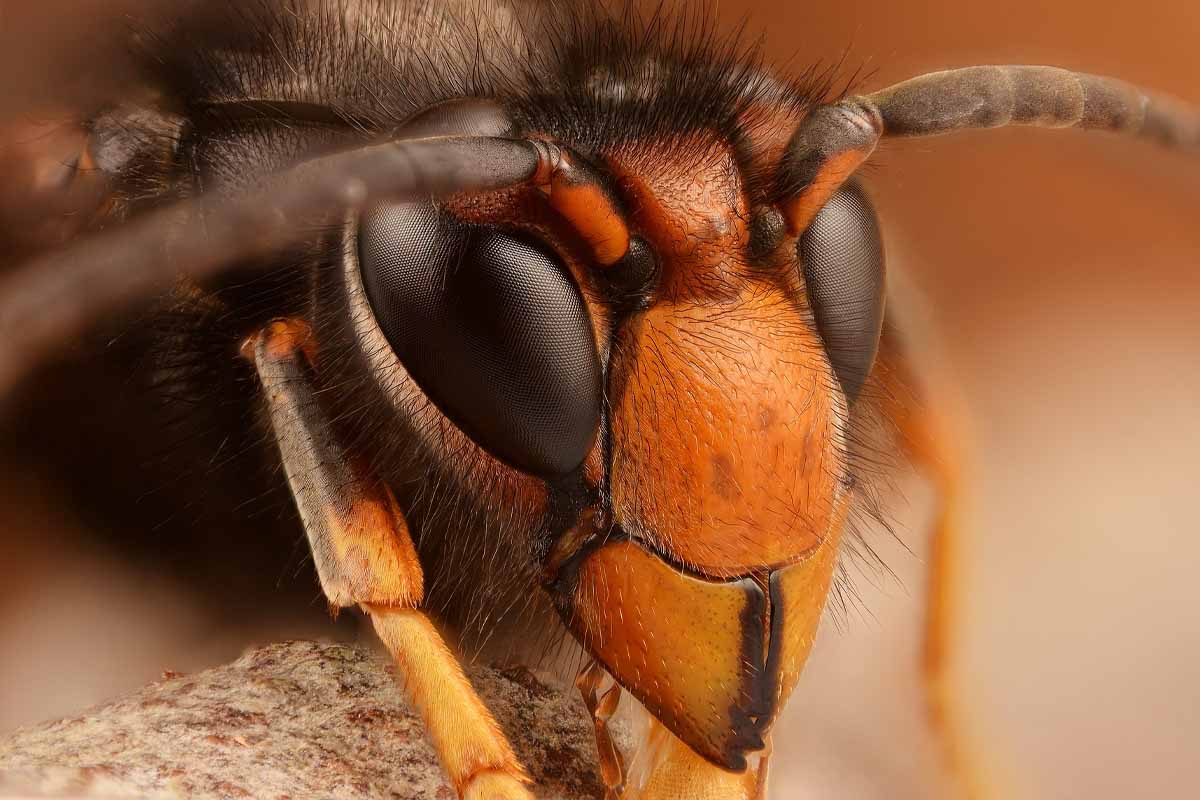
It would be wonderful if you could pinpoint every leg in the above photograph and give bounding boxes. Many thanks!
[875,327,988,799]
[245,318,531,800]
[577,661,627,800]
[370,607,531,800]
[578,668,764,800]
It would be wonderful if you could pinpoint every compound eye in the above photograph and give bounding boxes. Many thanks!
[797,180,886,401]
[358,203,601,477]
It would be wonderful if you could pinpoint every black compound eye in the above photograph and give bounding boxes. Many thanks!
[358,203,601,477]
[798,180,886,401]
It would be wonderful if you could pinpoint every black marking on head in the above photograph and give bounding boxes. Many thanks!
[748,205,786,260]
[604,235,659,309]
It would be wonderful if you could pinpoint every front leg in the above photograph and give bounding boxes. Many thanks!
[245,319,532,800]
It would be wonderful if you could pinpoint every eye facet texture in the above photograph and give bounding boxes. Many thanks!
[798,181,886,401]
[358,203,601,477]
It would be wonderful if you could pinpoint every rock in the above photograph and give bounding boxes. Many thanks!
[0,640,605,799]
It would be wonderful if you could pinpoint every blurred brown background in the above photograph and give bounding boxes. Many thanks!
[1,1,1197,799]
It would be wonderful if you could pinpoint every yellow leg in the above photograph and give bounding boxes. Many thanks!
[369,606,531,799]
[577,661,627,800]
[876,330,988,800]
[919,452,975,800]
[247,319,531,800]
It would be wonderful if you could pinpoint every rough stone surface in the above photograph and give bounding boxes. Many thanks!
[0,641,605,799]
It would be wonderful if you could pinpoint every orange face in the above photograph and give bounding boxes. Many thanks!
[337,95,870,774]
[544,132,854,770]
[607,141,846,577]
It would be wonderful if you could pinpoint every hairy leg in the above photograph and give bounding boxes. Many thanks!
[370,607,530,799]
[246,318,531,800]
